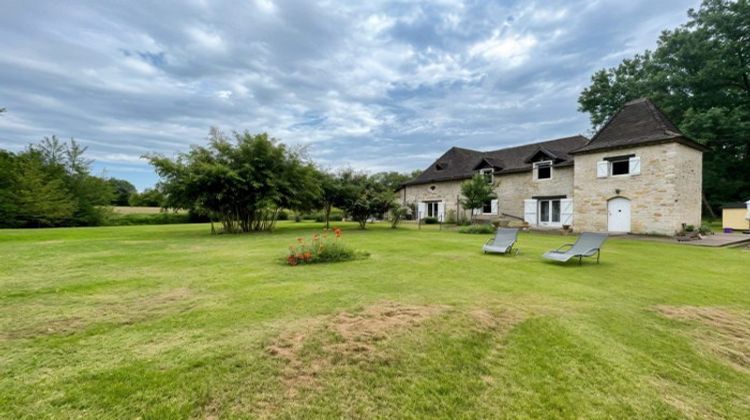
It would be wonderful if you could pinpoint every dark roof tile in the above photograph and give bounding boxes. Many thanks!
[403,135,588,186]
[572,98,707,154]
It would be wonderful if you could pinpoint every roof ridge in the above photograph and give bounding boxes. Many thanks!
[451,146,482,154]
[482,134,587,155]
[624,97,649,106]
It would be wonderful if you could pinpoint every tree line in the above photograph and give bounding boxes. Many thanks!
[578,0,750,214]
[146,129,418,233]
[0,132,419,230]
[0,136,113,227]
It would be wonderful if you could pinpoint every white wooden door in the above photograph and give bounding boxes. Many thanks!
[607,198,631,232]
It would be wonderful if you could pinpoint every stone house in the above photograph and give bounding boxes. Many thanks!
[396,98,707,235]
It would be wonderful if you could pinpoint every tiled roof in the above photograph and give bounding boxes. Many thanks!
[572,98,708,154]
[403,135,589,186]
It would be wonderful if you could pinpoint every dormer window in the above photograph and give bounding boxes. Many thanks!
[479,168,493,184]
[435,162,447,171]
[534,160,552,180]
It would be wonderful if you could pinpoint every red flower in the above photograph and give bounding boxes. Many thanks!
[287,255,298,266]
[303,252,312,261]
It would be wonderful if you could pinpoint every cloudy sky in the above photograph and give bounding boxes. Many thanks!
[0,0,698,190]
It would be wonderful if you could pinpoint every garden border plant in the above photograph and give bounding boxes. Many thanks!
[285,227,369,266]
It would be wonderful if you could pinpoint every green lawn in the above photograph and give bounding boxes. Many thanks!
[1,223,748,418]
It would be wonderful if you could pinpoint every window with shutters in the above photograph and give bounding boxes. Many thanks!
[611,158,630,176]
[601,154,640,177]
[482,199,492,214]
[425,202,439,218]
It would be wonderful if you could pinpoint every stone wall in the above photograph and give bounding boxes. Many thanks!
[673,144,703,231]
[572,142,702,235]
[398,166,574,222]
[398,179,468,221]
[494,167,574,219]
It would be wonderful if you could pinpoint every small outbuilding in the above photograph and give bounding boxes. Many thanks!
[721,200,750,231]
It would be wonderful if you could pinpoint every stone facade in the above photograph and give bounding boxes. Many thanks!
[400,142,703,235]
[399,179,467,221]
[494,167,574,219]
[572,142,702,235]
[398,99,706,235]
[399,166,574,222]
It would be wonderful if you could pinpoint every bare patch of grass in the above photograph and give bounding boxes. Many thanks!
[265,301,443,396]
[650,377,721,419]
[656,305,750,372]
[2,287,198,340]
[468,308,526,333]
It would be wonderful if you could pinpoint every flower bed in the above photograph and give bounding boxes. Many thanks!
[286,228,368,266]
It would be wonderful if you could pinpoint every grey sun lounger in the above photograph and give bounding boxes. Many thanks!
[542,232,607,264]
[483,228,520,255]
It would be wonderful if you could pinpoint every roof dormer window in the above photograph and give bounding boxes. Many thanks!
[534,160,552,180]
[479,168,493,184]
[435,162,447,171]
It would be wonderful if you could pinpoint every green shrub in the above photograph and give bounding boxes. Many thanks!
[685,224,695,232]
[286,228,368,266]
[104,212,193,226]
[314,212,343,223]
[423,217,439,224]
[698,224,713,235]
[458,224,496,234]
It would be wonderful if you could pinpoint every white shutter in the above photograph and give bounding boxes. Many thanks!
[560,198,574,226]
[417,202,426,220]
[473,207,482,216]
[597,161,609,178]
[437,202,445,222]
[629,156,641,175]
[523,199,537,224]
[491,199,498,215]
[746,200,750,220]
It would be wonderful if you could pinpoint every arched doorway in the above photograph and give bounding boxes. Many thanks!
[607,197,631,233]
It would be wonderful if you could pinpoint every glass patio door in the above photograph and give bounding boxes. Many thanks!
[538,199,561,226]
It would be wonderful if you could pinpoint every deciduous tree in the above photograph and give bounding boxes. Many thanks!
[460,174,495,222]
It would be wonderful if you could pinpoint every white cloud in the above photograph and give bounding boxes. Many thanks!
[255,0,276,14]
[469,32,538,66]
[186,26,225,52]
[0,0,698,189]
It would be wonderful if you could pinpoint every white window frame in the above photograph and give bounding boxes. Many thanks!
[479,168,494,184]
[534,160,553,181]
[425,201,439,218]
[481,199,493,214]
[538,198,562,227]
[599,155,641,178]
[609,158,631,177]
